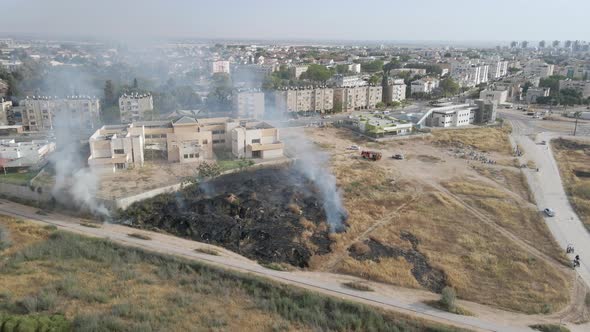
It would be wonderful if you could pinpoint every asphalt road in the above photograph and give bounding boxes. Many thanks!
[0,198,542,332]
[501,111,590,287]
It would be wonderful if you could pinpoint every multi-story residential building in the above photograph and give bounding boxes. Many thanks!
[88,117,283,173]
[472,100,497,124]
[290,65,309,79]
[488,60,509,80]
[450,61,489,87]
[526,87,551,103]
[334,85,382,112]
[330,75,367,87]
[559,79,590,98]
[383,79,407,103]
[524,60,554,78]
[411,77,439,94]
[233,90,265,119]
[211,60,231,74]
[0,98,14,125]
[21,96,100,132]
[479,89,508,104]
[274,87,333,113]
[119,93,154,123]
[348,63,361,74]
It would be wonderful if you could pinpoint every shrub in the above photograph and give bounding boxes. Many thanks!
[342,281,374,292]
[0,225,11,251]
[440,287,457,312]
[128,233,151,240]
[194,247,219,256]
[530,324,570,332]
[0,314,70,332]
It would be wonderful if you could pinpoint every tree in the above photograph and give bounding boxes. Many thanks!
[440,287,457,312]
[552,40,560,48]
[439,78,460,97]
[444,52,452,58]
[510,41,518,48]
[368,74,381,85]
[539,75,566,95]
[522,81,533,95]
[362,60,384,73]
[507,67,520,74]
[335,64,349,75]
[333,99,342,113]
[300,64,332,82]
[565,40,572,48]
[375,102,385,109]
[132,78,138,89]
[538,40,546,48]
[103,80,116,107]
[573,111,582,136]
[521,41,528,49]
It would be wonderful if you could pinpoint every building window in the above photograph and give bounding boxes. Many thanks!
[189,154,195,158]
[251,139,261,144]
[114,149,124,154]
[184,154,188,159]
[212,130,225,135]
[115,163,125,169]
[202,139,208,145]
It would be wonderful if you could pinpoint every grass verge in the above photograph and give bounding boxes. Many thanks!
[342,281,374,292]
[530,324,570,332]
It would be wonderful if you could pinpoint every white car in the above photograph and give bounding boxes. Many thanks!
[346,145,360,151]
[543,208,556,217]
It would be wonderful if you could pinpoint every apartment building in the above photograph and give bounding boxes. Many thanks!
[479,89,508,104]
[411,77,439,94]
[21,96,100,132]
[0,98,14,125]
[348,63,361,74]
[488,60,509,80]
[88,117,283,173]
[274,87,334,113]
[559,79,590,98]
[211,60,230,74]
[233,90,265,119]
[119,93,154,123]
[473,100,497,124]
[290,65,309,79]
[0,138,55,170]
[524,60,554,78]
[526,87,551,103]
[391,68,427,77]
[330,75,367,87]
[450,61,489,87]
[383,79,407,103]
[334,85,382,112]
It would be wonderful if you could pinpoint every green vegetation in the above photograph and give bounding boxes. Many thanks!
[127,233,152,240]
[0,172,35,185]
[342,281,374,292]
[217,159,255,172]
[0,221,466,331]
[0,225,10,251]
[530,324,570,332]
[439,78,460,97]
[0,313,70,331]
[299,64,333,82]
[362,60,384,73]
[425,287,474,316]
[194,247,219,256]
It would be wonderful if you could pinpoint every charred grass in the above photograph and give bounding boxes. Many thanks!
[552,138,590,230]
[0,217,465,332]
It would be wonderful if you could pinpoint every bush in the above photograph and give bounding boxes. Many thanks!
[127,233,151,240]
[0,225,11,251]
[530,324,570,332]
[440,287,457,312]
[0,314,70,332]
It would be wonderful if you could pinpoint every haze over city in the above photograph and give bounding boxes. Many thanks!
[2,0,590,42]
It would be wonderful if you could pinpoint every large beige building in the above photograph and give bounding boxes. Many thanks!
[21,96,100,132]
[0,98,14,125]
[233,90,265,119]
[274,87,333,113]
[119,93,154,123]
[334,85,383,112]
[88,117,283,173]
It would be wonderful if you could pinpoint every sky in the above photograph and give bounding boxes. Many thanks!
[2,0,589,43]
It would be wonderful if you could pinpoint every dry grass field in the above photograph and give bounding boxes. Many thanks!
[303,126,571,314]
[552,138,590,230]
[0,217,464,332]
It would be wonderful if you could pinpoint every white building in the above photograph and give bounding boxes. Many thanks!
[0,139,55,168]
[233,90,265,119]
[0,99,13,125]
[119,93,154,123]
[211,60,231,74]
[488,60,509,80]
[290,65,309,79]
[479,89,508,104]
[411,77,439,94]
[450,61,489,87]
[383,79,407,103]
[21,96,100,132]
[348,63,361,73]
[526,87,551,103]
[331,75,367,87]
[426,105,475,127]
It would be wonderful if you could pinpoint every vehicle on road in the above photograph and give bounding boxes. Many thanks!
[539,140,547,145]
[346,145,360,151]
[392,154,404,160]
[543,208,556,217]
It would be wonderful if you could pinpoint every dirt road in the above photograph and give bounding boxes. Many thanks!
[0,198,557,332]
[503,111,590,291]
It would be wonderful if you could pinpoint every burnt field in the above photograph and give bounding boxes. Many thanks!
[118,166,341,267]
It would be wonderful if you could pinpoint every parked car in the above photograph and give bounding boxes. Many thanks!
[543,208,556,217]
[346,145,360,151]
[392,154,404,160]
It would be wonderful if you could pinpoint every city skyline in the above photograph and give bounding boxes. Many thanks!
[2,0,590,43]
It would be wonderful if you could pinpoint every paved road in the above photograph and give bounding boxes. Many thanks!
[0,198,544,332]
[501,111,590,288]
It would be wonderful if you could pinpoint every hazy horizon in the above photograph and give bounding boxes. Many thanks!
[2,0,589,43]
